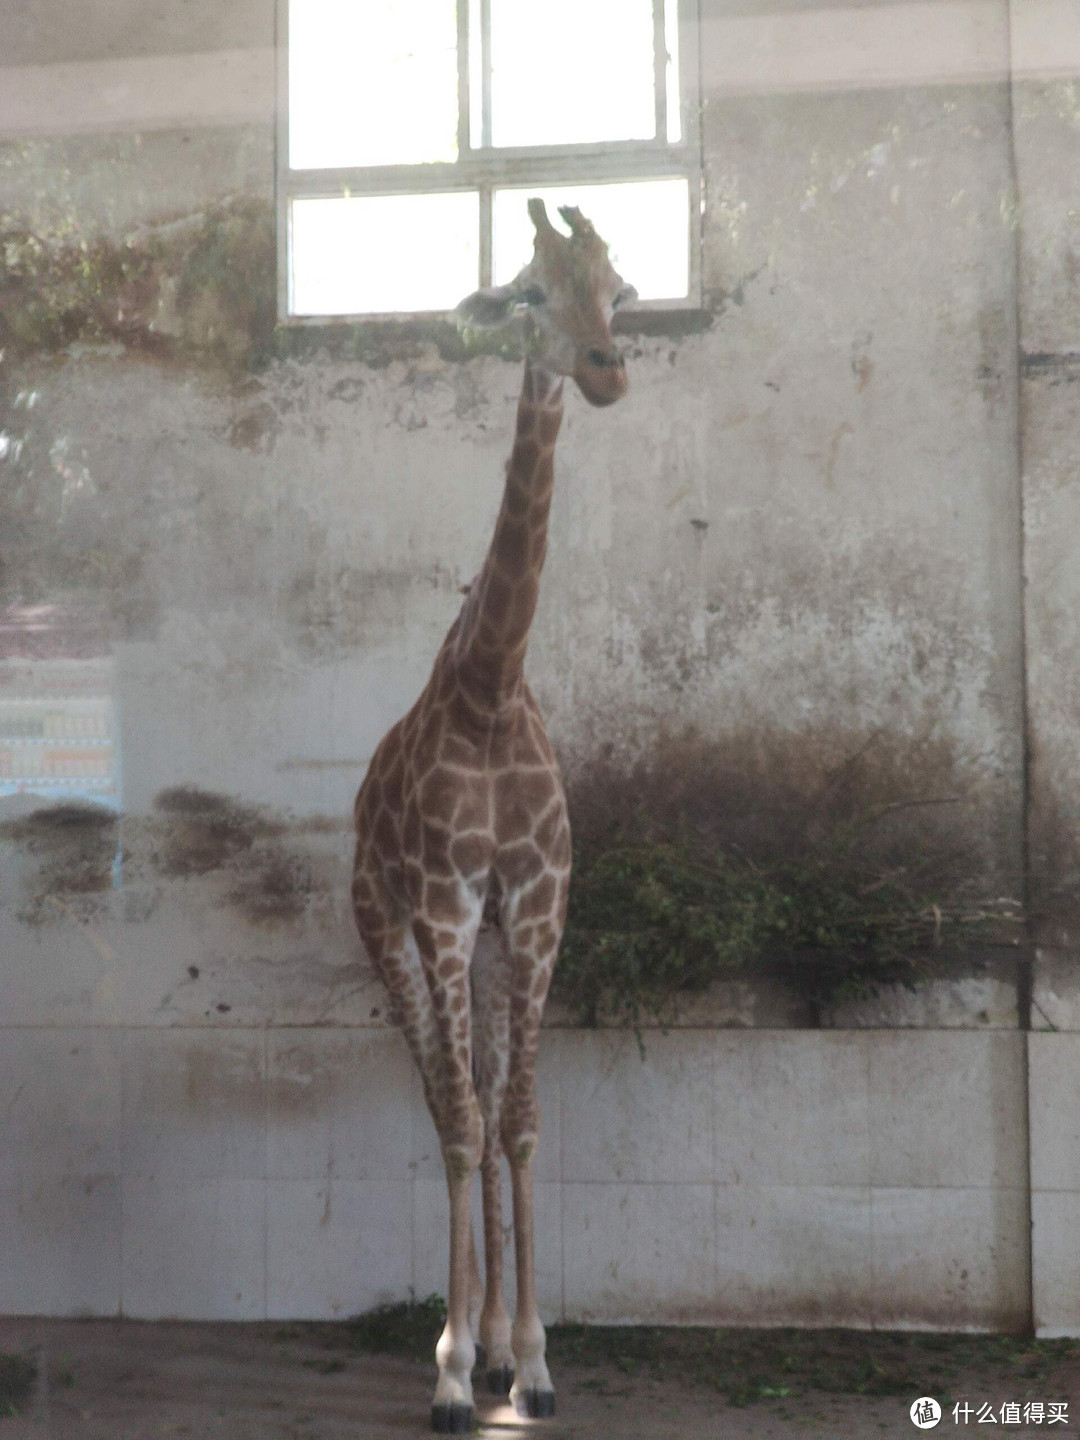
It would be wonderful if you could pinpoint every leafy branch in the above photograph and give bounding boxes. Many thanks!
[554,825,1023,1025]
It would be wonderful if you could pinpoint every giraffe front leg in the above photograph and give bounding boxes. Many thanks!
[471,925,515,1396]
[433,1150,480,1434]
[413,916,484,1435]
[506,1138,554,1418]
[479,1142,515,1396]
[501,936,558,1419]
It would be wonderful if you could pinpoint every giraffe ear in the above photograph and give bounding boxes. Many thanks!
[455,283,520,330]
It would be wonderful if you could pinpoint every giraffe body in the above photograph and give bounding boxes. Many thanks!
[351,201,633,1432]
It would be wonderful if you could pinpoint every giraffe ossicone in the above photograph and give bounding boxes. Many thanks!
[352,198,634,1433]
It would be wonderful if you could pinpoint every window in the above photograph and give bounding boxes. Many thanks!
[278,0,700,320]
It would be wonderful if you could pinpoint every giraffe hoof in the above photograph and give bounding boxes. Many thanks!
[514,1387,556,1419]
[486,1364,515,1396]
[431,1401,473,1434]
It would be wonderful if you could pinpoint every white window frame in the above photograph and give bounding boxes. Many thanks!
[275,0,702,324]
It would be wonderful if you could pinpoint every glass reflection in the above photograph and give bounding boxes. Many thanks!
[0,605,120,814]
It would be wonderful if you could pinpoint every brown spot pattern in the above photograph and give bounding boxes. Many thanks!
[352,362,572,1172]
[352,193,631,1404]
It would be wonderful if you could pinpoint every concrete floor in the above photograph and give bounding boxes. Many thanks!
[2,1318,1059,1440]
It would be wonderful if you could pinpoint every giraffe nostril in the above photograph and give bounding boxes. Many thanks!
[586,348,621,368]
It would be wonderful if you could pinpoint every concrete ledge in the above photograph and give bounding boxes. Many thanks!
[545,948,1022,1030]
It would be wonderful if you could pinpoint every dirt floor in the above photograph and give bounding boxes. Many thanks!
[2,1319,1079,1440]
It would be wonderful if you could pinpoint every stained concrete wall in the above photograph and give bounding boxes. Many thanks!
[0,1025,1030,1329]
[1010,4,1080,1339]
[0,0,1030,882]
[0,0,1077,1330]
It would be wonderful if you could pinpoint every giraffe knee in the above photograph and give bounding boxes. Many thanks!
[444,1141,482,1179]
[444,1098,485,1173]
[500,1090,539,1162]
[500,1128,538,1169]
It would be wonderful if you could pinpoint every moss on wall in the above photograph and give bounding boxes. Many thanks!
[0,198,276,373]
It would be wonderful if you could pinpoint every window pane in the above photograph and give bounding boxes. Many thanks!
[290,193,480,316]
[493,180,689,301]
[469,0,484,147]
[665,0,682,144]
[289,0,458,170]
[489,0,655,147]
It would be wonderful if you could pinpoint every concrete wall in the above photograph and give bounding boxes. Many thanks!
[1011,7,1080,1340]
[0,0,1032,882]
[0,1024,1030,1330]
[0,0,1077,1331]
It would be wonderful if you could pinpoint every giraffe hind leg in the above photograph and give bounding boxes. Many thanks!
[411,909,487,1435]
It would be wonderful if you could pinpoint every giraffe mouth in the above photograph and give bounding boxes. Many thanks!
[573,363,628,407]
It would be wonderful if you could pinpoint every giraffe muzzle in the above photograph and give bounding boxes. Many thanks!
[574,347,628,407]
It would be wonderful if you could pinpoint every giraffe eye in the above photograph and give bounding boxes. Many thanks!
[519,285,546,306]
[613,285,637,309]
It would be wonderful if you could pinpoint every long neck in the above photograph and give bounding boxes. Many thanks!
[453,360,565,712]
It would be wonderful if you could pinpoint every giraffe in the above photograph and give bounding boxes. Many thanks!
[351,198,635,1434]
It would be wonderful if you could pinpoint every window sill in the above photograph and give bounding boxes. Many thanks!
[273,304,714,367]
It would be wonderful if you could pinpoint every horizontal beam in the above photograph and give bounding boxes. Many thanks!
[284,144,694,200]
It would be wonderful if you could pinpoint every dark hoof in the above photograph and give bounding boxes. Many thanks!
[514,1388,556,1419]
[431,1401,473,1434]
[486,1365,514,1396]
[473,1343,486,1373]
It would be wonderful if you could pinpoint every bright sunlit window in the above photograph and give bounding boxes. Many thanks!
[280,0,699,318]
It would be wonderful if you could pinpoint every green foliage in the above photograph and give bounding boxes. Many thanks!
[343,1294,447,1362]
[554,827,1018,1024]
[0,1352,37,1417]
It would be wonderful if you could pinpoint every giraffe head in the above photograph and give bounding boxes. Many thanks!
[457,199,636,407]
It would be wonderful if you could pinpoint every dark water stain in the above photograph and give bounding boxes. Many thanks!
[0,802,119,922]
[1020,350,1080,385]
[2,789,339,933]
[563,725,999,899]
[223,399,281,452]
[151,786,286,878]
[149,786,335,929]
[0,801,115,845]
[226,848,314,926]
[1027,785,1080,944]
